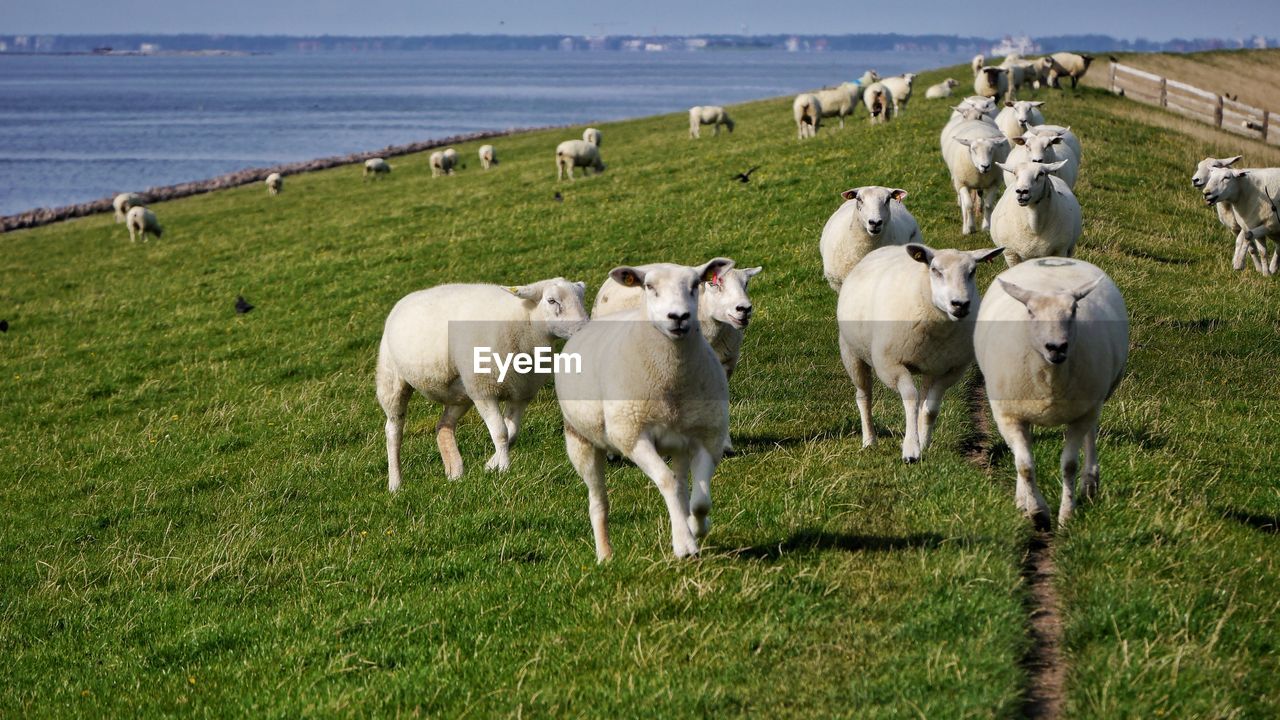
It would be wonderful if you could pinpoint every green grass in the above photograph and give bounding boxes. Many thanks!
[3,61,1279,718]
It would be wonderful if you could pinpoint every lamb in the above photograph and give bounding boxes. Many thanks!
[879,73,917,113]
[364,158,391,178]
[689,106,736,138]
[1043,52,1095,89]
[592,263,762,379]
[583,127,602,147]
[974,66,1010,102]
[974,258,1128,528]
[1202,166,1280,276]
[555,139,606,181]
[991,159,1081,266]
[430,148,458,177]
[376,278,589,490]
[813,84,861,129]
[125,206,162,243]
[942,120,1010,234]
[925,78,960,99]
[479,144,498,170]
[265,172,283,195]
[862,82,894,124]
[793,93,823,138]
[112,192,144,223]
[555,258,735,561]
[819,185,922,291]
[1002,131,1080,190]
[995,100,1046,142]
[838,243,1005,462]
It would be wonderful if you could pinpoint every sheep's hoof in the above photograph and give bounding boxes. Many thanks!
[902,455,920,464]
[1030,510,1052,533]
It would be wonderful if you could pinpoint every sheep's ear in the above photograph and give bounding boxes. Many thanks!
[573,281,587,296]
[905,244,934,265]
[609,267,647,288]
[1070,275,1104,301]
[697,257,735,284]
[995,161,1011,172]
[1044,159,1069,172]
[999,279,1037,307]
[950,105,964,113]
[742,266,764,281]
[1004,101,1015,107]
[505,284,542,301]
[954,137,972,147]
[1013,136,1027,146]
[972,247,1005,264]
[840,188,861,201]
[1223,155,1243,166]
[890,188,908,201]
[1029,101,1044,107]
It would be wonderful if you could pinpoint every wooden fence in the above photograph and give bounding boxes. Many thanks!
[1109,61,1276,146]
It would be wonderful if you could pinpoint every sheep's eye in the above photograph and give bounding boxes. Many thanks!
[546,297,559,307]
[644,283,654,291]
[931,268,942,277]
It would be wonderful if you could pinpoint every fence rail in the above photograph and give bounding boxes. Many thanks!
[1109,61,1276,146]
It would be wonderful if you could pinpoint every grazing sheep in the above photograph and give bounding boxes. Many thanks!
[376,278,589,490]
[838,243,1005,462]
[265,172,283,196]
[1044,52,1095,89]
[364,158,391,178]
[479,144,498,170]
[971,54,985,77]
[813,84,862,129]
[583,127,602,147]
[592,264,762,379]
[820,186,922,291]
[925,78,960,99]
[112,192,143,223]
[995,100,1046,142]
[555,258,735,561]
[1002,131,1080,190]
[430,148,458,177]
[793,93,823,139]
[862,82,895,124]
[1202,166,1280,275]
[974,66,1010,102]
[991,160,1081,266]
[689,106,735,138]
[975,258,1128,528]
[125,206,162,243]
[879,73,917,113]
[942,120,1011,234]
[555,139,606,181]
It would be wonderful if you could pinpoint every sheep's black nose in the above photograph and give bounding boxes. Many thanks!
[668,312,690,322]
[951,300,970,313]
[1045,342,1067,354]
[737,304,753,315]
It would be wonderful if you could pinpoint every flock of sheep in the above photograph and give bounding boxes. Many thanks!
[364,127,607,183]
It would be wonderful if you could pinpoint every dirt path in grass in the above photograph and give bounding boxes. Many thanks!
[1020,532,1065,719]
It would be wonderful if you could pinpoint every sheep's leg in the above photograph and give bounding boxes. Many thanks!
[502,399,529,444]
[376,365,415,492]
[839,115,845,129]
[687,442,716,541]
[1232,230,1250,271]
[473,396,511,472]
[981,188,997,232]
[566,426,612,562]
[956,183,974,235]
[839,338,875,447]
[436,402,471,481]
[712,123,719,136]
[629,436,697,558]
[918,366,964,452]
[556,159,564,182]
[995,414,1050,530]
[892,370,922,463]
[1245,227,1272,275]
[1081,419,1101,501]
[1058,417,1091,525]
[1271,245,1279,276]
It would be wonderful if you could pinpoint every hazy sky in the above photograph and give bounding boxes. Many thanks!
[6,0,1277,40]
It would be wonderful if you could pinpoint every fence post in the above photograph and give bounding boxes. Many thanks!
[1215,95,1224,128]
[1159,77,1168,107]
[1264,111,1271,142]
[1109,61,1117,93]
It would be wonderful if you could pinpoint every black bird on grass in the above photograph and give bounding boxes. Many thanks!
[554,191,563,202]
[235,296,254,314]
[734,166,759,183]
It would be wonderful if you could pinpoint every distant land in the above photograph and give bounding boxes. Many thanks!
[0,32,1274,56]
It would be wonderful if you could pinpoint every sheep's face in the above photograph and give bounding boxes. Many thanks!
[946,79,959,89]
[704,267,762,329]
[841,186,907,236]
[1013,133,1062,164]
[981,67,1006,86]
[861,70,880,85]
[1011,101,1044,129]
[611,259,734,340]
[908,245,1004,321]
[951,104,987,122]
[510,278,589,339]
[955,137,1007,174]
[1202,167,1245,206]
[998,160,1067,206]
[999,275,1104,365]
[1192,155,1241,188]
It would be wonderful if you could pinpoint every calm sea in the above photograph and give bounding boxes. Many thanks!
[0,50,970,215]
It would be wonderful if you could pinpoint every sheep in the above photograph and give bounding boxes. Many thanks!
[1002,131,1080,190]
[1000,58,1037,95]
[941,101,998,150]
[793,93,823,139]
[364,158,391,178]
[125,206,162,243]
[862,82,894,124]
[942,120,1011,234]
[479,144,498,170]
[112,192,143,223]
[555,139,606,181]
[974,66,1010,102]
[858,69,881,86]
[265,172,283,196]
[812,84,861,129]
[1191,157,1280,273]
[583,127,602,147]
[879,73,917,113]
[925,78,960,99]
[838,243,1006,462]
[991,159,1081,266]
[430,148,458,177]
[555,258,735,561]
[376,278,589,490]
[971,54,985,77]
[820,186,922,291]
[995,100,1046,142]
[1202,166,1280,276]
[1024,124,1082,162]
[689,105,735,138]
[1044,52,1095,89]
[974,258,1128,528]
[592,263,762,379]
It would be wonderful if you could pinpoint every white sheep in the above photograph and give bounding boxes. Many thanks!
[265,172,283,196]
[555,139,606,181]
[1024,124,1082,162]
[592,263,762,379]
[1002,131,1080,190]
[1000,57,1037,94]
[971,54,985,77]
[946,96,999,129]
[879,73,917,113]
[974,66,1010,102]
[838,243,1005,462]
[125,206,162,243]
[1203,166,1280,276]
[1044,52,1095,89]
[112,192,143,223]
[925,78,960,99]
[974,258,1128,527]
[813,84,861,129]
[555,258,735,561]
[1193,157,1280,273]
[376,278,589,490]
[430,148,458,177]
[942,120,1011,234]
[479,144,498,170]
[689,106,735,138]
[991,159,1081,266]
[862,82,895,124]
[364,158,391,178]
[820,186,922,291]
[793,93,823,139]
[995,100,1046,142]
[583,127,602,147]
[858,69,881,86]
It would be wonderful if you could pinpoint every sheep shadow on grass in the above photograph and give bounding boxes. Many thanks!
[726,529,944,561]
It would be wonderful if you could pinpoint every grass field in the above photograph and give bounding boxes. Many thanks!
[4,53,1280,718]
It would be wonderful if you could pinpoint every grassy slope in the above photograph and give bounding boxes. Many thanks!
[3,56,1278,717]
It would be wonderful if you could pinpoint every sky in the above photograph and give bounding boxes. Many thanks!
[5,0,1278,40]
